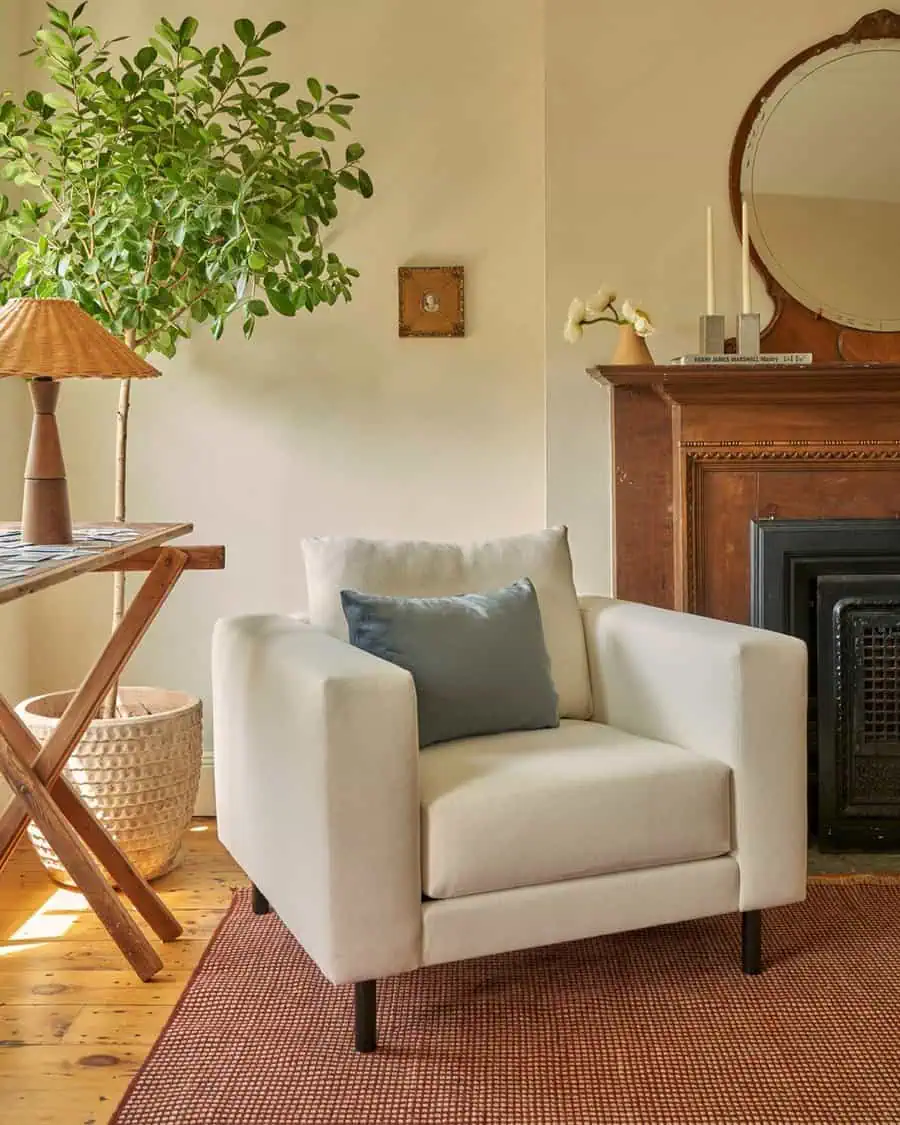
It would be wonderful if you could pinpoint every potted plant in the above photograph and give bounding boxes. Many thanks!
[0,2,373,880]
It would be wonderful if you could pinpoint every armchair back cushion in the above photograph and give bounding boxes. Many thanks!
[302,526,592,719]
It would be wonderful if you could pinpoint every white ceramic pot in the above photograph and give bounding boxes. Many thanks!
[18,686,202,884]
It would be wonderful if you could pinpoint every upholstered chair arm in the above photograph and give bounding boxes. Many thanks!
[212,614,421,983]
[579,597,807,911]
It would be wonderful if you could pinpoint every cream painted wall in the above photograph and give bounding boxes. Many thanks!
[545,0,869,593]
[19,1,547,758]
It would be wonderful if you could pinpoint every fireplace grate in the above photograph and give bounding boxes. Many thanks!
[820,583,900,849]
[860,623,900,744]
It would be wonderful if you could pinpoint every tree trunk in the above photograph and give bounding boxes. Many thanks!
[101,329,136,718]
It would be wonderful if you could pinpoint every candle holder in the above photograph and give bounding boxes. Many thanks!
[698,314,725,356]
[737,313,761,357]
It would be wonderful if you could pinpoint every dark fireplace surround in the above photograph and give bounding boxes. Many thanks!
[750,519,900,851]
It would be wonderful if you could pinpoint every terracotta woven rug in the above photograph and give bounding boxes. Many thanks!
[112,881,900,1125]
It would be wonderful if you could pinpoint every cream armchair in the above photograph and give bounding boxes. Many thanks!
[213,591,808,1053]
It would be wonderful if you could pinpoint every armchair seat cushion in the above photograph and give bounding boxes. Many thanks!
[420,720,732,899]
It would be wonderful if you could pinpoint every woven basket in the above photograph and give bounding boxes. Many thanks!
[19,687,202,885]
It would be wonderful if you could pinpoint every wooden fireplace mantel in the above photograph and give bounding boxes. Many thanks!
[589,362,900,623]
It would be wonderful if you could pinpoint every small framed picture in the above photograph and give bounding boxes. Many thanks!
[398,266,465,337]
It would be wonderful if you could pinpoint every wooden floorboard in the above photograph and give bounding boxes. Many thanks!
[0,819,245,1125]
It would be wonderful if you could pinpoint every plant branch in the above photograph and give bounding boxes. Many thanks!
[135,283,215,348]
[143,223,159,286]
[102,326,136,718]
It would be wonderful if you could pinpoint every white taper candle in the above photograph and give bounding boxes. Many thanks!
[706,205,715,315]
[741,199,751,314]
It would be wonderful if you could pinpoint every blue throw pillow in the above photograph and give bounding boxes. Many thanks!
[340,577,560,748]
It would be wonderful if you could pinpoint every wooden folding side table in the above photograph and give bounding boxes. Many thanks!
[0,522,224,981]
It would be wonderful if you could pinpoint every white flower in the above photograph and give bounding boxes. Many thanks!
[584,286,616,316]
[563,297,586,343]
[621,299,654,337]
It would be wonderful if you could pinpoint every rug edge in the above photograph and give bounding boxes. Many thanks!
[108,886,247,1125]
[808,872,900,884]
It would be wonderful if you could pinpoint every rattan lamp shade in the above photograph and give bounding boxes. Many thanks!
[0,298,159,380]
[0,299,161,545]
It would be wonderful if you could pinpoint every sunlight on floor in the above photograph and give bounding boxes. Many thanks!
[0,886,88,952]
[0,940,47,957]
[190,824,210,833]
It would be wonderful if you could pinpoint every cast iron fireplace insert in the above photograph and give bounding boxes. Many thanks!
[749,518,900,851]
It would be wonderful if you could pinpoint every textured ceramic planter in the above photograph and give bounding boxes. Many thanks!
[19,686,202,884]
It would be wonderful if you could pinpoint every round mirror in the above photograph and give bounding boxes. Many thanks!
[736,14,900,334]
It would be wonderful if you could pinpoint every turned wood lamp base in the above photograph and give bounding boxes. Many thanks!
[22,377,73,546]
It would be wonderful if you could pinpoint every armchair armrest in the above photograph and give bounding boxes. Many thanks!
[212,614,421,983]
[580,597,808,911]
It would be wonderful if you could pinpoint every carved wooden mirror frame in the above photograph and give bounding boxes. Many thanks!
[729,8,900,362]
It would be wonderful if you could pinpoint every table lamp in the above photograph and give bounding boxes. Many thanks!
[0,298,160,545]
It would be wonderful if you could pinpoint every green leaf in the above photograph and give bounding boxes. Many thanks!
[24,90,44,111]
[345,142,364,162]
[248,251,267,271]
[266,283,296,317]
[234,19,255,47]
[134,46,157,71]
[215,172,241,195]
[259,222,290,248]
[247,298,268,316]
[269,82,289,99]
[338,170,358,190]
[306,77,322,102]
[259,20,286,41]
[179,17,199,45]
[357,169,373,198]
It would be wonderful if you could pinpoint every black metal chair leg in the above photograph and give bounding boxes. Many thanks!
[355,980,377,1052]
[742,909,762,975]
[251,884,271,916]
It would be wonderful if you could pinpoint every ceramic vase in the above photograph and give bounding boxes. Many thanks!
[611,323,654,365]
